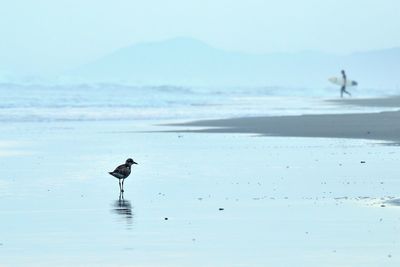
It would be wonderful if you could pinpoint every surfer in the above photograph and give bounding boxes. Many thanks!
[340,70,351,98]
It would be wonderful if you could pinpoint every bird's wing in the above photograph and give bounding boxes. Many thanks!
[113,164,130,176]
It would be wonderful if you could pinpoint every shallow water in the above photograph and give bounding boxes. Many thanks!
[1,120,400,266]
[0,84,396,122]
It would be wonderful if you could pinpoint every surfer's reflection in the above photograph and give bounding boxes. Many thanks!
[111,192,134,228]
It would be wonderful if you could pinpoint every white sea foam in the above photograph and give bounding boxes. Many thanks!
[0,83,397,122]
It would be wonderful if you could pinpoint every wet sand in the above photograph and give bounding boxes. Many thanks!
[167,96,400,143]
[329,96,400,108]
[2,121,400,267]
[2,97,400,266]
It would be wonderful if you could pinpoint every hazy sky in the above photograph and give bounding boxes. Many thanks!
[1,0,399,74]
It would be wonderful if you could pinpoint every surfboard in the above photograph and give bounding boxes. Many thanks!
[328,77,358,87]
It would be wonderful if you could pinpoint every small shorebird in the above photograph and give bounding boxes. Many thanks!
[109,158,138,192]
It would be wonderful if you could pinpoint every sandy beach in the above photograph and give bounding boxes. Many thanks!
[168,96,400,143]
[2,120,400,267]
[329,96,400,108]
[1,94,400,266]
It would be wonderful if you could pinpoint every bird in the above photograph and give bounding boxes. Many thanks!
[109,158,138,192]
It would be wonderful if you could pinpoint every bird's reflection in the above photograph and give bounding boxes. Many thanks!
[111,192,134,228]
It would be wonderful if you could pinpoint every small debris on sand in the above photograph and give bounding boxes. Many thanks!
[360,161,366,163]
[219,208,224,211]
[164,217,168,220]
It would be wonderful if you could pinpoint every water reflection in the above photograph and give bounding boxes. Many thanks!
[111,192,134,228]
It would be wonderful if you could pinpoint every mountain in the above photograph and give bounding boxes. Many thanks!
[70,37,400,88]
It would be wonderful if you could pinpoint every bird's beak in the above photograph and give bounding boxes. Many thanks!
[133,161,138,165]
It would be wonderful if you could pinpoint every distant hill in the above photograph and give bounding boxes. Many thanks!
[70,37,400,89]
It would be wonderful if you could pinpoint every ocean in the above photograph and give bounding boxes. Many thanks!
[0,83,397,123]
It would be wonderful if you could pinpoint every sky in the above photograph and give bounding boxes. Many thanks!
[0,0,399,74]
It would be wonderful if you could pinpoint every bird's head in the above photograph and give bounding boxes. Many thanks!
[126,158,138,166]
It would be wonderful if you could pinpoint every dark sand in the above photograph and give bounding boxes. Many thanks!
[167,97,400,143]
[328,96,400,108]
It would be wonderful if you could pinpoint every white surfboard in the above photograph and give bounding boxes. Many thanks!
[328,76,358,87]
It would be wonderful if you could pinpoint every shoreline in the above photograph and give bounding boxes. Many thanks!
[166,96,400,143]
[327,95,400,108]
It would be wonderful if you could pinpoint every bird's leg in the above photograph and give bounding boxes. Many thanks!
[119,179,122,192]
[121,178,125,193]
